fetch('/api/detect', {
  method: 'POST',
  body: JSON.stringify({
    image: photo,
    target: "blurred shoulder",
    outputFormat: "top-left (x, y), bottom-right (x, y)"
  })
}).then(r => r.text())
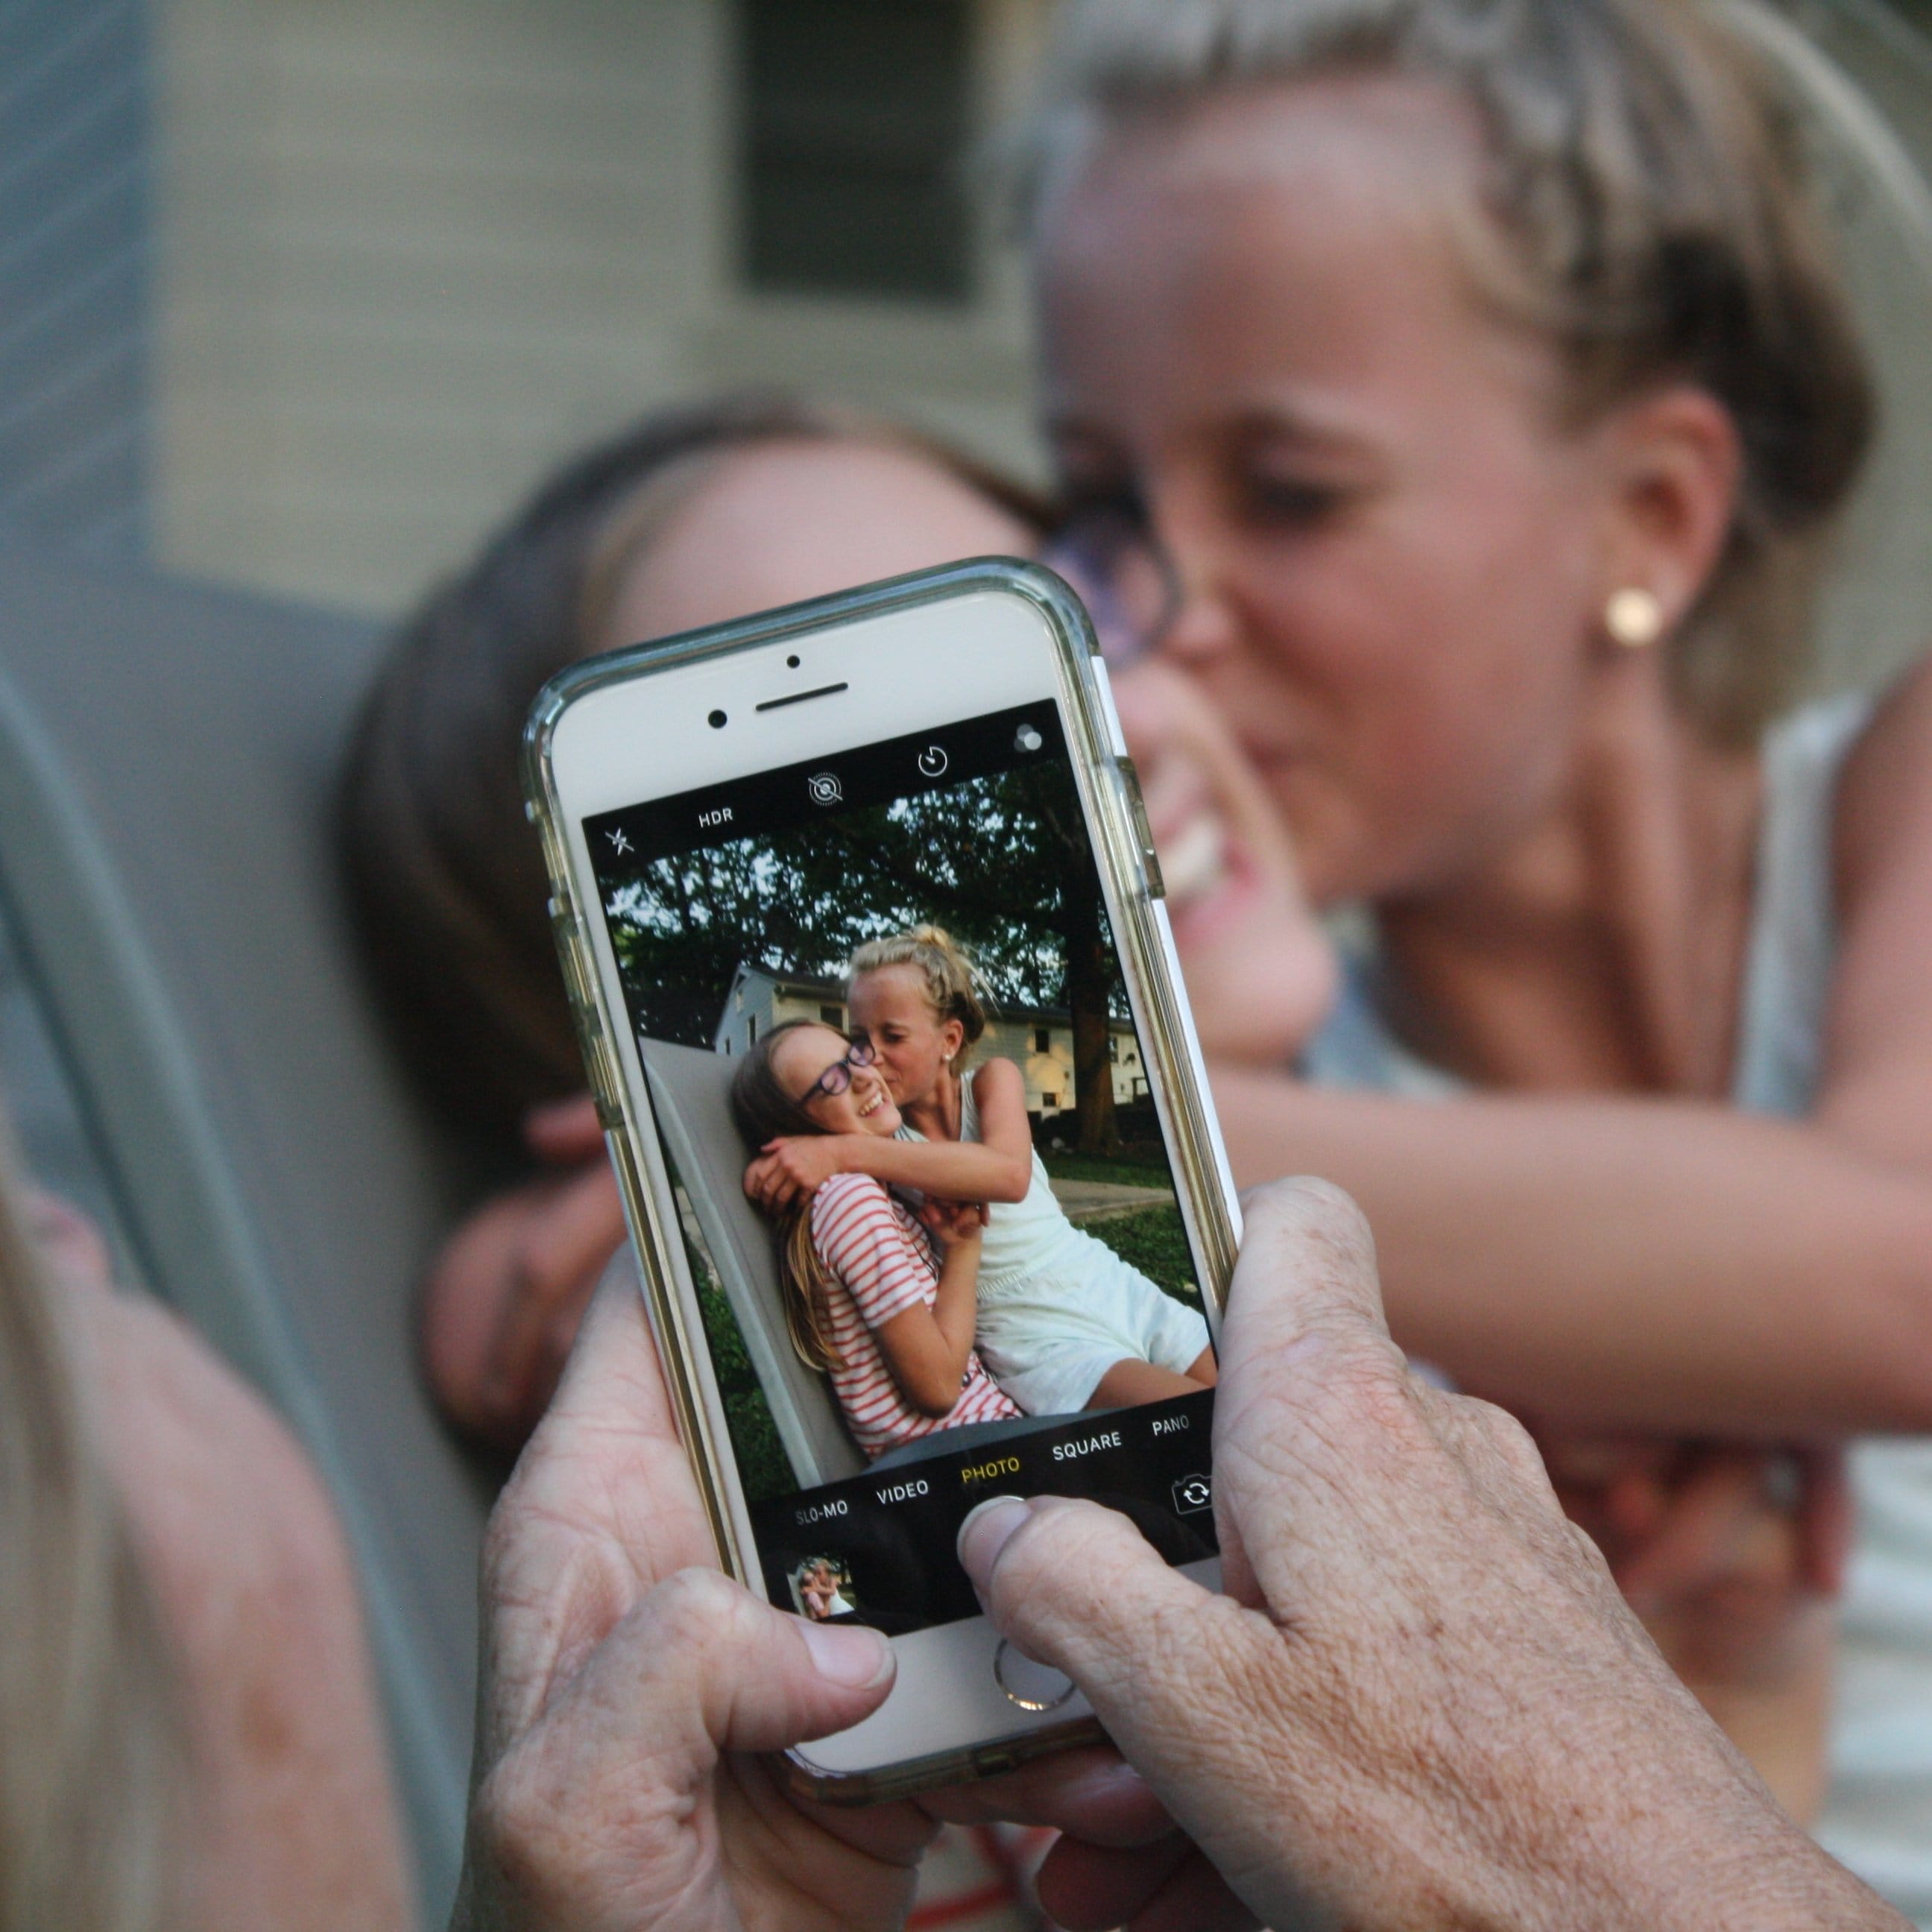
top-left (1835, 654), bottom-right (1932, 903)
top-left (811, 1169), bottom-right (894, 1225)
top-left (970, 1055), bottom-right (1025, 1097)
top-left (65, 1283), bottom-right (412, 1925)
top-left (73, 1286), bottom-right (359, 1637)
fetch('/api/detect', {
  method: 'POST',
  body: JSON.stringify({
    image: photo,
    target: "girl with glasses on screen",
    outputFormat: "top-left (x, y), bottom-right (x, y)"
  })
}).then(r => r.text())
top-left (730, 1020), bottom-right (1020, 1459)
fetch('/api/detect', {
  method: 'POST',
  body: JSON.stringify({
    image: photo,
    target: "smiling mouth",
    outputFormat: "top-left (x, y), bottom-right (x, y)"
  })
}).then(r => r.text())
top-left (1160, 811), bottom-right (1228, 905)
top-left (856, 1088), bottom-right (886, 1120)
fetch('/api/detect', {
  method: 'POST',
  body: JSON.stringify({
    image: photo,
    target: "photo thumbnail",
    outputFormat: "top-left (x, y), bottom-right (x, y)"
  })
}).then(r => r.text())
top-left (789, 1555), bottom-right (858, 1623)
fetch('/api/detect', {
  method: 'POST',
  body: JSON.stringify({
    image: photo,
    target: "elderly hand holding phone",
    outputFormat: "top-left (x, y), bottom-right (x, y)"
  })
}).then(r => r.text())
top-left (453, 1177), bottom-right (1905, 1932)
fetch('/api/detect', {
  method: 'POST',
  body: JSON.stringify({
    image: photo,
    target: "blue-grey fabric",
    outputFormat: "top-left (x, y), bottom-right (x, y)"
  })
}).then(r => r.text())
top-left (0, 534), bottom-right (487, 1923)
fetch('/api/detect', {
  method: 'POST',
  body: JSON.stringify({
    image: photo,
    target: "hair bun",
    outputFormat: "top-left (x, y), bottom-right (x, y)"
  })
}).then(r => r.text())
top-left (847, 927), bottom-right (991, 1047)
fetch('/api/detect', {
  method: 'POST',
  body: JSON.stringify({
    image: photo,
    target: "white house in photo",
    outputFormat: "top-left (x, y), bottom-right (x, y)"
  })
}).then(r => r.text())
top-left (712, 959), bottom-right (1149, 1117)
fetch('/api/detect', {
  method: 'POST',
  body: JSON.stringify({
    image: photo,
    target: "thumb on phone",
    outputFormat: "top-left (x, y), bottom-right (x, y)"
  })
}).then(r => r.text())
top-left (959, 1490), bottom-right (1240, 1717)
top-left (953, 1178), bottom-right (1403, 1788)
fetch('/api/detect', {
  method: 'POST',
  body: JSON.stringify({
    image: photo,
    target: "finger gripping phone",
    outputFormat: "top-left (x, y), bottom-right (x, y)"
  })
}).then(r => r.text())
top-left (525, 559), bottom-right (1239, 1801)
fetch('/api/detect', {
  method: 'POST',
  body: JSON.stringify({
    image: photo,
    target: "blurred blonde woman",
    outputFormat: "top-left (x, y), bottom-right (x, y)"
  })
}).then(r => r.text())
top-left (0, 1130), bottom-right (411, 1931)
top-left (0, 1145), bottom-right (178, 1932)
top-left (1024, 0), bottom-right (1932, 1891)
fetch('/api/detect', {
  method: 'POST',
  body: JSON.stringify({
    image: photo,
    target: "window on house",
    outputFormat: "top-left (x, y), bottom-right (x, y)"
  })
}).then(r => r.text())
top-left (1032, 1026), bottom-right (1050, 1055)
top-left (747, 1014), bottom-right (758, 1044)
top-left (738, 0), bottom-right (973, 303)
top-left (1041, 1091), bottom-right (1059, 1110)
top-left (820, 1003), bottom-right (843, 1026)
top-left (1105, 1035), bottom-right (1119, 1062)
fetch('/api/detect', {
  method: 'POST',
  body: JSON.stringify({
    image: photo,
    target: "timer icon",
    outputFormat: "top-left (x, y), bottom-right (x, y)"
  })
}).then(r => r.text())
top-left (916, 745), bottom-right (949, 778)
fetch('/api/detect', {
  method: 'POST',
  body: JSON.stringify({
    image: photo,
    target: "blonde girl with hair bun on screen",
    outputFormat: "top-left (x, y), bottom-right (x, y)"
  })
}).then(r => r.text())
top-left (743, 926), bottom-right (1215, 1415)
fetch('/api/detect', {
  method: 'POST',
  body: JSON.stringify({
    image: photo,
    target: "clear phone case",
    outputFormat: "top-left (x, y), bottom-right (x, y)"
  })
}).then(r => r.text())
top-left (522, 558), bottom-right (1239, 1802)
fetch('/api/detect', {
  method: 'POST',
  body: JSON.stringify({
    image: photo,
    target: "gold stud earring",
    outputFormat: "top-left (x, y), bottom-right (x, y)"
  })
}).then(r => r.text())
top-left (1606, 587), bottom-right (1665, 650)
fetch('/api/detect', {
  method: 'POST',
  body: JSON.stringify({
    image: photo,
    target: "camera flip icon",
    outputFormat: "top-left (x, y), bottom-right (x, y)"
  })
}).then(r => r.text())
top-left (1171, 1474), bottom-right (1213, 1515)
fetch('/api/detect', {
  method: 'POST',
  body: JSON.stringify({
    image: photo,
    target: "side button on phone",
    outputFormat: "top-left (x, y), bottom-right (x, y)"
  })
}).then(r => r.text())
top-left (993, 1639), bottom-right (1076, 1713)
top-left (575, 1008), bottom-right (625, 1130)
top-left (1115, 757), bottom-right (1167, 900)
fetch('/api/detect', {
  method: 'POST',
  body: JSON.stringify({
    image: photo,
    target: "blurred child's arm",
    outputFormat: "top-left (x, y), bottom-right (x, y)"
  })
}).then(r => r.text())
top-left (423, 1095), bottom-right (625, 1450)
top-left (1538, 1430), bottom-right (1845, 1824)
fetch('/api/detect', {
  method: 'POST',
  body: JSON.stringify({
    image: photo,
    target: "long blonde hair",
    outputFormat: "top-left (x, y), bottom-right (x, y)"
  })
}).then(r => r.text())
top-left (0, 1137), bottom-right (180, 1932)
top-left (1019, 0), bottom-right (1875, 744)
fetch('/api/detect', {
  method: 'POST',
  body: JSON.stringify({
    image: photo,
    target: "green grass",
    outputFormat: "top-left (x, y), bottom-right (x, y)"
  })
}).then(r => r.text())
top-left (1041, 1149), bottom-right (1177, 1192)
top-left (1082, 1205), bottom-right (1201, 1304)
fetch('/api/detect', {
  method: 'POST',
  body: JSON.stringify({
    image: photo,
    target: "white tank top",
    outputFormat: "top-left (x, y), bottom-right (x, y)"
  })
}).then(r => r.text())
top-left (1303, 692), bottom-right (1932, 1925)
top-left (897, 1070), bottom-right (1079, 1287)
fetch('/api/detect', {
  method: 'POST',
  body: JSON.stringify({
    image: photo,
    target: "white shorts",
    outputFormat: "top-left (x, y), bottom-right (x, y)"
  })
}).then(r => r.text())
top-left (970, 1228), bottom-right (1211, 1418)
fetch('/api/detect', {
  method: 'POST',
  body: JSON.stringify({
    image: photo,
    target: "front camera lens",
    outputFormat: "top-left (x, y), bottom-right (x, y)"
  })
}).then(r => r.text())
top-left (708, 709), bottom-right (727, 729)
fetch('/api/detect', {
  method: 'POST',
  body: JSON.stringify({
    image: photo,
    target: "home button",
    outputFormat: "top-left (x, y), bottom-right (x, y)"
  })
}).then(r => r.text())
top-left (994, 1639), bottom-right (1076, 1712)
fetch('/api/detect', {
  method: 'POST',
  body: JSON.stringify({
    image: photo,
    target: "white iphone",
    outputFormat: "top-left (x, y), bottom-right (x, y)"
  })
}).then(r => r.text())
top-left (524, 558), bottom-right (1240, 1802)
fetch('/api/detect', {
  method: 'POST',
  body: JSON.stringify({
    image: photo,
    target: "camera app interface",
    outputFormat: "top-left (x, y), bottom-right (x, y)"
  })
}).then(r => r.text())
top-left (584, 701), bottom-right (1217, 1633)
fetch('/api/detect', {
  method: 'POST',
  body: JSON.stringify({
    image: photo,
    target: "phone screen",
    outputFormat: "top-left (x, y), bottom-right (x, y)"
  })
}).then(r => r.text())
top-left (582, 698), bottom-right (1217, 1636)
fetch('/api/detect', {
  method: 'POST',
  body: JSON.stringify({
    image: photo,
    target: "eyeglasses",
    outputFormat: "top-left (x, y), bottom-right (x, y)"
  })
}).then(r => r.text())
top-left (1041, 501), bottom-right (1184, 669)
top-left (801, 1035), bottom-right (879, 1106)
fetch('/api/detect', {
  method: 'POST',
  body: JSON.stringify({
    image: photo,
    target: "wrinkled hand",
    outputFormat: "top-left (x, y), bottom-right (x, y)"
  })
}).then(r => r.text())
top-left (452, 1251), bottom-right (1184, 1931)
top-left (452, 1259), bottom-right (934, 1932)
top-left (422, 1095), bottom-right (625, 1450)
top-left (956, 1178), bottom-right (1904, 1932)
top-left (1113, 663), bottom-right (1337, 1064)
top-left (745, 1134), bottom-right (858, 1214)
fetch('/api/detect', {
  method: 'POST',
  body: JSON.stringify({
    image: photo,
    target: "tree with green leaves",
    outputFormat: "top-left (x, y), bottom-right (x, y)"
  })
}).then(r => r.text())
top-left (602, 765), bottom-right (1123, 1149)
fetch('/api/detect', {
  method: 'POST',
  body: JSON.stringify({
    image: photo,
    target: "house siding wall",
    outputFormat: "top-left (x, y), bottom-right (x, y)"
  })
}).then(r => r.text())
top-left (153, 0), bottom-right (1048, 616)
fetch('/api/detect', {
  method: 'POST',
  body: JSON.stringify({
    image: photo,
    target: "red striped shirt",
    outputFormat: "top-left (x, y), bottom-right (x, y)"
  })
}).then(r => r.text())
top-left (809, 1173), bottom-right (1019, 1458)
